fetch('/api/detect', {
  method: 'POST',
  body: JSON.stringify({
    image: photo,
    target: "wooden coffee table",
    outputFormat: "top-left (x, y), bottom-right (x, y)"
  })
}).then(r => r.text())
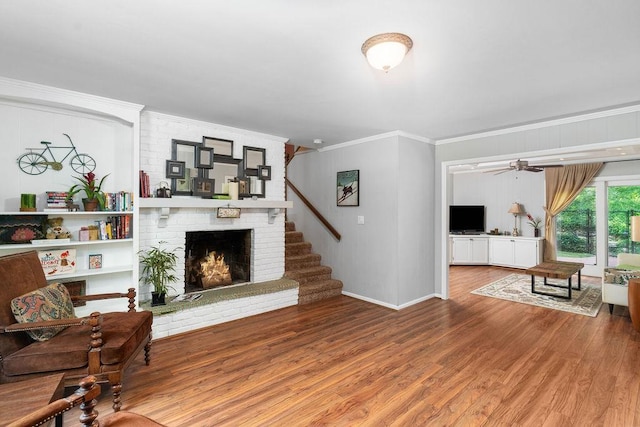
top-left (0, 374), bottom-right (65, 426)
top-left (525, 260), bottom-right (584, 300)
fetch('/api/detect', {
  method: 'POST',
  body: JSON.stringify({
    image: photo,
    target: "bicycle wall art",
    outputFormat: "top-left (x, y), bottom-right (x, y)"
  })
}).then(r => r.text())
top-left (17, 133), bottom-right (96, 175)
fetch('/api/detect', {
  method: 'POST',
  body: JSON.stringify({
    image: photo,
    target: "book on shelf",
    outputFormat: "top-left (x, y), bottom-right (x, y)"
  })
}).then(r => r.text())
top-left (139, 170), bottom-right (151, 198)
top-left (104, 191), bottom-right (134, 211)
top-left (38, 249), bottom-right (76, 276)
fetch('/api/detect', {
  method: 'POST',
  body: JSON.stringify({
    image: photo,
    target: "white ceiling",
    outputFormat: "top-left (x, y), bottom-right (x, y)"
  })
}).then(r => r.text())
top-left (1, 1), bottom-right (640, 148)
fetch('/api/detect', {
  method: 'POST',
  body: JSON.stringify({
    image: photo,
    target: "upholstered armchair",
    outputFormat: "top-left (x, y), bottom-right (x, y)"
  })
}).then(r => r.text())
top-left (7, 375), bottom-right (165, 427)
top-left (0, 250), bottom-right (153, 411)
top-left (602, 253), bottom-right (640, 313)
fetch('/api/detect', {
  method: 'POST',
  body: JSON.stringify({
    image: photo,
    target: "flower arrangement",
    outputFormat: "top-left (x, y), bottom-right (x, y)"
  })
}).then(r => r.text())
top-left (67, 172), bottom-right (109, 209)
top-left (526, 213), bottom-right (542, 229)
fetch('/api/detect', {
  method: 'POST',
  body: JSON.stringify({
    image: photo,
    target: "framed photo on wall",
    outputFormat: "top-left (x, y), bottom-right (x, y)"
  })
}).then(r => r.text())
top-left (337, 170), bottom-right (359, 206)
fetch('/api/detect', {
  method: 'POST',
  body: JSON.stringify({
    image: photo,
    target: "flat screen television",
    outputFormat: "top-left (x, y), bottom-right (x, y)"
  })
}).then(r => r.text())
top-left (449, 205), bottom-right (485, 234)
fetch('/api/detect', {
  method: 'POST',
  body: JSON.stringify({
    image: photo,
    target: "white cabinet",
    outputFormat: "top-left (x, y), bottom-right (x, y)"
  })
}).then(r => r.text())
top-left (488, 236), bottom-right (543, 269)
top-left (450, 236), bottom-right (489, 264)
top-left (450, 235), bottom-right (544, 269)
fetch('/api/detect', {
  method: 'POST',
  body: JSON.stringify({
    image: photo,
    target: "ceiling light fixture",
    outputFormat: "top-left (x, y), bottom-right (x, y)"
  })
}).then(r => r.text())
top-left (361, 32), bottom-right (413, 72)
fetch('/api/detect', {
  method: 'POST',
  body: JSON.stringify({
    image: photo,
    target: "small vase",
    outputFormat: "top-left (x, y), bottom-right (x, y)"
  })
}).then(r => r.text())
top-left (82, 198), bottom-right (99, 212)
top-left (534, 228), bottom-right (540, 237)
top-left (151, 291), bottom-right (166, 306)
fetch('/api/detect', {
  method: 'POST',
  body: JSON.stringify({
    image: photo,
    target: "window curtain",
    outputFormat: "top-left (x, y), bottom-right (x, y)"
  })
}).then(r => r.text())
top-left (544, 163), bottom-right (603, 260)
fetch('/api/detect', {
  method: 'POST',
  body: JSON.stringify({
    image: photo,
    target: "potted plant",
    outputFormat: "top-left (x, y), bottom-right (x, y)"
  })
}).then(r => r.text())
top-left (138, 241), bottom-right (179, 306)
top-left (67, 172), bottom-right (109, 211)
top-left (526, 213), bottom-right (542, 237)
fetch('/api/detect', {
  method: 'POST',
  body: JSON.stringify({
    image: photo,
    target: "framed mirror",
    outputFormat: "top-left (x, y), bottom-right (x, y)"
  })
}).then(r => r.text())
top-left (171, 139), bottom-right (200, 196)
top-left (196, 147), bottom-right (214, 169)
top-left (203, 136), bottom-right (234, 157)
top-left (243, 146), bottom-right (266, 175)
top-left (202, 155), bottom-right (241, 194)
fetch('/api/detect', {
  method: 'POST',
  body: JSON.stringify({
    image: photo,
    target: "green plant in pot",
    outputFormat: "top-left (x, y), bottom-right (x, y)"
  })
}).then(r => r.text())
top-left (67, 172), bottom-right (109, 211)
top-left (139, 241), bottom-right (180, 306)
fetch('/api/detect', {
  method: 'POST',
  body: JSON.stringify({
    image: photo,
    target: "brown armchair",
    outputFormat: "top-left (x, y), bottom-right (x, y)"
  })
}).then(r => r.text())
top-left (7, 375), bottom-right (165, 427)
top-left (0, 251), bottom-right (153, 412)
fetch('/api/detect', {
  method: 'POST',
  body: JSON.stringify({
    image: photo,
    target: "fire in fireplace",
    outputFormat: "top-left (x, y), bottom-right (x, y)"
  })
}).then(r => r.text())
top-left (184, 229), bottom-right (251, 293)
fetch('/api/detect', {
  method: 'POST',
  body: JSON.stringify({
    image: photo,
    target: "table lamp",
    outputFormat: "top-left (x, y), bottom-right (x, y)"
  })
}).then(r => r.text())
top-left (508, 202), bottom-right (524, 236)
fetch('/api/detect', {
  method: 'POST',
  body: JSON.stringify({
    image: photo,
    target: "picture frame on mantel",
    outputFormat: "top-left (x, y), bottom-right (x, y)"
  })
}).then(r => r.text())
top-left (337, 170), bottom-right (359, 206)
top-left (193, 177), bottom-right (215, 198)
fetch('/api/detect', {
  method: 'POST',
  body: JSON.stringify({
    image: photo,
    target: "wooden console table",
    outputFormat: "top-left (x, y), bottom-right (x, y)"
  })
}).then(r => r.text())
top-left (525, 260), bottom-right (584, 300)
top-left (1, 374), bottom-right (65, 426)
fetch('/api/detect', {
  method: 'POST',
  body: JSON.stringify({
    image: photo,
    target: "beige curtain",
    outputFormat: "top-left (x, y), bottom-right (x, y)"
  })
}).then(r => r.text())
top-left (544, 163), bottom-right (603, 260)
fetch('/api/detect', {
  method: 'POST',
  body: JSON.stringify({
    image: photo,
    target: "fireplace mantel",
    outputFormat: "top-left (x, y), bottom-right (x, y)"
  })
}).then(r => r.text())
top-left (138, 198), bottom-right (292, 225)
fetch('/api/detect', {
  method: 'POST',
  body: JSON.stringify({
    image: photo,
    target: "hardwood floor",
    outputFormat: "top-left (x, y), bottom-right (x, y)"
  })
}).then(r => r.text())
top-left (67, 266), bottom-right (640, 426)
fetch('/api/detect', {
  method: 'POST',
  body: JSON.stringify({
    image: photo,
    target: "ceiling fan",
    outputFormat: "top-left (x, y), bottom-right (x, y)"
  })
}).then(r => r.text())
top-left (488, 159), bottom-right (564, 174)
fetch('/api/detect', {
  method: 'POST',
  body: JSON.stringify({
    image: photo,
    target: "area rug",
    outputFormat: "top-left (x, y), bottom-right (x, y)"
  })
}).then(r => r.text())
top-left (471, 274), bottom-right (602, 317)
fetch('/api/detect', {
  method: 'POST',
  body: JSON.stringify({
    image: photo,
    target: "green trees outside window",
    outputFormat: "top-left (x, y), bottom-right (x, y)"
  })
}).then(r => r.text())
top-left (557, 185), bottom-right (640, 265)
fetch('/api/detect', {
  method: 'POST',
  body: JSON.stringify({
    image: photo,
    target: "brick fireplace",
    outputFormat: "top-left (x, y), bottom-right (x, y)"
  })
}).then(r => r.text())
top-left (185, 229), bottom-right (251, 293)
top-left (138, 110), bottom-right (294, 338)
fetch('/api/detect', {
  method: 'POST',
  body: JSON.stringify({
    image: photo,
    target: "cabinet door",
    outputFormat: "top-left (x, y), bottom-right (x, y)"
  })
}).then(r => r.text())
top-left (470, 238), bottom-right (489, 263)
top-left (450, 238), bottom-right (472, 264)
top-left (489, 238), bottom-right (514, 266)
top-left (513, 240), bottom-right (539, 268)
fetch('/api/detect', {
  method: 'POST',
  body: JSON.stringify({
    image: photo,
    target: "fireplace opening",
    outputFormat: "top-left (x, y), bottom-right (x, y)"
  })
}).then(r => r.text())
top-left (184, 230), bottom-right (251, 293)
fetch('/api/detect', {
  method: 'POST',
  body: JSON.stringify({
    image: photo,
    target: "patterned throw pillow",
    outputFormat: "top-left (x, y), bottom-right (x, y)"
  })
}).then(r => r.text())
top-left (11, 282), bottom-right (76, 341)
top-left (0, 215), bottom-right (47, 243)
top-left (604, 268), bottom-right (640, 286)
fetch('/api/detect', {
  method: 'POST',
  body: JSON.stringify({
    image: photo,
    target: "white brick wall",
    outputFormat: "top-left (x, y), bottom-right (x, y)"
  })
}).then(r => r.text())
top-left (140, 111), bottom-right (291, 336)
top-left (151, 288), bottom-right (299, 339)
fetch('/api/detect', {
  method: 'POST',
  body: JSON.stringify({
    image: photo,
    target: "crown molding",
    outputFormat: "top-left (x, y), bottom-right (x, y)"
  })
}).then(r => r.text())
top-left (0, 76), bottom-right (143, 124)
top-left (318, 130), bottom-right (433, 152)
top-left (436, 104), bottom-right (640, 145)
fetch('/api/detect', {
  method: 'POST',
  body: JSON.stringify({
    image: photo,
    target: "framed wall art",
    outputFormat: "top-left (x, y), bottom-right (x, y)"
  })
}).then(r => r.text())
top-left (337, 169), bottom-right (359, 206)
top-left (89, 254), bottom-right (102, 269)
top-left (258, 165), bottom-right (271, 180)
top-left (166, 160), bottom-right (185, 179)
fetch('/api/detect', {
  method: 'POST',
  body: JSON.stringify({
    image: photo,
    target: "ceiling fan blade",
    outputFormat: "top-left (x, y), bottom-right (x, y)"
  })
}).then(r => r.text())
top-left (530, 164), bottom-right (563, 168)
top-left (523, 166), bottom-right (543, 172)
top-left (481, 167), bottom-right (509, 174)
top-left (492, 168), bottom-right (513, 175)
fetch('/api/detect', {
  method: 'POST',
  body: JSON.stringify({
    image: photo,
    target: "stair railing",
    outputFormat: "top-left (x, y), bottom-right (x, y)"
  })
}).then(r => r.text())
top-left (285, 177), bottom-right (341, 241)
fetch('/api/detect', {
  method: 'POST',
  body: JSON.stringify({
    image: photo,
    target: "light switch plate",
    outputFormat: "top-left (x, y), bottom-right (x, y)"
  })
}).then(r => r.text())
top-left (357, 216), bottom-right (365, 225)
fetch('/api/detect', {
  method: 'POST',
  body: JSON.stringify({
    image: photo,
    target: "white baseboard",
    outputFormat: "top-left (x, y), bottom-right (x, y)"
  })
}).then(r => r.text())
top-left (342, 291), bottom-right (440, 310)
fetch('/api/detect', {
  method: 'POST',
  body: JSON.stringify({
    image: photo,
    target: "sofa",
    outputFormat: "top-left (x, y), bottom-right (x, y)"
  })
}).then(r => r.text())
top-left (602, 253), bottom-right (640, 313)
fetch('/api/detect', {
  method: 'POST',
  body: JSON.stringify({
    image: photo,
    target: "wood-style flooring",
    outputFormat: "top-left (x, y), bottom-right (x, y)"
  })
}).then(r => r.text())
top-left (66, 266), bottom-right (640, 426)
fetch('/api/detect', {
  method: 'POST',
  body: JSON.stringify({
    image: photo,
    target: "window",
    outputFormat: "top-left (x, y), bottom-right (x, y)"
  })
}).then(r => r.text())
top-left (556, 187), bottom-right (596, 265)
top-left (607, 185), bottom-right (640, 266)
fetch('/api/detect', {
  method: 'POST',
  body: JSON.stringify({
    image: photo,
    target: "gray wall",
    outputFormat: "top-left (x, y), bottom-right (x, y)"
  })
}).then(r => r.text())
top-left (287, 134), bottom-right (435, 307)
